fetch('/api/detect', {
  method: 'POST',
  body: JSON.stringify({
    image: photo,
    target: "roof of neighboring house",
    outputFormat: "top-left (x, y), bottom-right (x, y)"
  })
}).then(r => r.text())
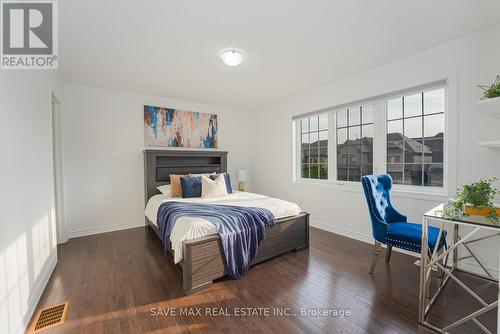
top-left (301, 132), bottom-right (443, 155)
top-left (386, 132), bottom-right (444, 154)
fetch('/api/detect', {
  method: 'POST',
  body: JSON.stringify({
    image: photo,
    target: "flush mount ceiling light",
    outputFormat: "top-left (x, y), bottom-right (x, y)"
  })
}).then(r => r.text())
top-left (219, 48), bottom-right (245, 67)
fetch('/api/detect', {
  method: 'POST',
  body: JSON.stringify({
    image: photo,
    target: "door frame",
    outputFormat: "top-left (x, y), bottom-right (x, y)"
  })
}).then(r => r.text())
top-left (50, 88), bottom-right (68, 244)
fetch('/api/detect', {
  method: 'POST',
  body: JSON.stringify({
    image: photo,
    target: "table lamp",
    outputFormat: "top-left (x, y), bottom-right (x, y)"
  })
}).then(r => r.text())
top-left (237, 169), bottom-right (247, 191)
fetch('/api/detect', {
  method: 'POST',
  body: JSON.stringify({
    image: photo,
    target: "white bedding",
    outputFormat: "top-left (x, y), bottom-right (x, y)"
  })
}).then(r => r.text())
top-left (144, 191), bottom-right (302, 263)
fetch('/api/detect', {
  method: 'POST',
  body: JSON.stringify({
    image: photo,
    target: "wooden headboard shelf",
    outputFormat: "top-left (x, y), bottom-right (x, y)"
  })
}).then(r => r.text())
top-left (144, 150), bottom-right (228, 203)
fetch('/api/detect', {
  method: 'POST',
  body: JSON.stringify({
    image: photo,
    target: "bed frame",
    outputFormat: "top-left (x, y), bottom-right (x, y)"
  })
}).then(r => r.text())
top-left (144, 149), bottom-right (309, 294)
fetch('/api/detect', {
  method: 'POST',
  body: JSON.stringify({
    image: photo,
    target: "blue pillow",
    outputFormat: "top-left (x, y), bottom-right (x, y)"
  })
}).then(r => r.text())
top-left (210, 174), bottom-right (232, 194)
top-left (180, 176), bottom-right (202, 198)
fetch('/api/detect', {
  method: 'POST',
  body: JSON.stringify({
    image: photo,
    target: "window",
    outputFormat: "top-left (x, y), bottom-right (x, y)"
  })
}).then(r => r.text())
top-left (300, 114), bottom-right (328, 179)
top-left (294, 82), bottom-right (446, 190)
top-left (386, 88), bottom-right (444, 187)
top-left (336, 105), bottom-right (373, 181)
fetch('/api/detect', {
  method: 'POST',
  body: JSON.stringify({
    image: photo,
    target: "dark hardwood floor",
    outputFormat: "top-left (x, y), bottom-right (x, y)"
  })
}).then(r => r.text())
top-left (29, 227), bottom-right (497, 334)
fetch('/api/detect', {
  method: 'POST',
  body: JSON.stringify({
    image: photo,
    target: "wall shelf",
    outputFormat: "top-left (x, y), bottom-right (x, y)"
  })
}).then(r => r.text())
top-left (478, 96), bottom-right (500, 118)
top-left (478, 140), bottom-right (500, 149)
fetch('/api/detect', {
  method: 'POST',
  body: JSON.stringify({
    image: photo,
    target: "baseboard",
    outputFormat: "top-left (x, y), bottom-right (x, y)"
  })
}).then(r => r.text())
top-left (67, 222), bottom-right (143, 239)
top-left (21, 250), bottom-right (58, 333)
top-left (310, 222), bottom-right (420, 258)
top-left (310, 220), bottom-right (499, 278)
top-left (457, 259), bottom-right (499, 278)
top-left (310, 220), bottom-right (415, 257)
top-left (310, 220), bottom-right (374, 245)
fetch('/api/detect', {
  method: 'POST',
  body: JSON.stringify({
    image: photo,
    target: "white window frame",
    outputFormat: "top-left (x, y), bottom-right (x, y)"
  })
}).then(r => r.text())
top-left (382, 85), bottom-right (448, 194)
top-left (294, 112), bottom-right (330, 182)
top-left (331, 103), bottom-right (377, 185)
top-left (293, 78), bottom-right (455, 198)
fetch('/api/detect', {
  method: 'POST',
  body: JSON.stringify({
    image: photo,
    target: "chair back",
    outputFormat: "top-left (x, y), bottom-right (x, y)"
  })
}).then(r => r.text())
top-left (361, 174), bottom-right (395, 242)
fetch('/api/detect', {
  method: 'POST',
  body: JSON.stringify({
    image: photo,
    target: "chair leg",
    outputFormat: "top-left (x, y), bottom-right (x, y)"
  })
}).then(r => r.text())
top-left (369, 241), bottom-right (383, 275)
top-left (385, 245), bottom-right (392, 263)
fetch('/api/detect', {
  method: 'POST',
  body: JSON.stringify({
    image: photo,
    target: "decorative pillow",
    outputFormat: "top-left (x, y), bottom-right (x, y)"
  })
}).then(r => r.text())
top-left (210, 174), bottom-right (232, 194)
top-left (169, 174), bottom-right (186, 198)
top-left (201, 174), bottom-right (228, 198)
top-left (180, 176), bottom-right (202, 198)
top-left (157, 184), bottom-right (172, 196)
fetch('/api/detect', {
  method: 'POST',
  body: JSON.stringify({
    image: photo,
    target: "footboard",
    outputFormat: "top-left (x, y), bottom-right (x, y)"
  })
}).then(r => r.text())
top-left (182, 212), bottom-right (309, 294)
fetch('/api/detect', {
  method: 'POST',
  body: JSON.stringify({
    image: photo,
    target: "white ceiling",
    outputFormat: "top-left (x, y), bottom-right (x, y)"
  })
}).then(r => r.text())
top-left (61, 0), bottom-right (500, 110)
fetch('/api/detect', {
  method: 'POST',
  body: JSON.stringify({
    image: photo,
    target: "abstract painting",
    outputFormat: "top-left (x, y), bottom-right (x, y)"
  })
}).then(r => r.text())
top-left (144, 105), bottom-right (218, 148)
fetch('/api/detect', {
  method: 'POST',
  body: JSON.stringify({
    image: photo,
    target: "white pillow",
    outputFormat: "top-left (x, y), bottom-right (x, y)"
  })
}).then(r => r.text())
top-left (201, 174), bottom-right (228, 198)
top-left (157, 184), bottom-right (172, 196)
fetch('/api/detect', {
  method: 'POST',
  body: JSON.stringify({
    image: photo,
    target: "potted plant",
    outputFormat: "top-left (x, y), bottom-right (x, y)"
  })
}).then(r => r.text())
top-left (454, 177), bottom-right (500, 219)
top-left (478, 75), bottom-right (500, 99)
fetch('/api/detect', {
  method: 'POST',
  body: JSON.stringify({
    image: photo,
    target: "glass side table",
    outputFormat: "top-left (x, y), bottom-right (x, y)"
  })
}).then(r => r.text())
top-left (419, 202), bottom-right (499, 334)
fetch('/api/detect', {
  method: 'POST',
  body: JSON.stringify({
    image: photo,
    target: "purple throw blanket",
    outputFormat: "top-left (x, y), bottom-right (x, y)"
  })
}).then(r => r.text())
top-left (157, 201), bottom-right (277, 279)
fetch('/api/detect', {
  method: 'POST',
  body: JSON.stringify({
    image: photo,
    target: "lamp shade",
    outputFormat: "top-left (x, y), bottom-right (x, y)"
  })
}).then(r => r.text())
top-left (237, 169), bottom-right (248, 182)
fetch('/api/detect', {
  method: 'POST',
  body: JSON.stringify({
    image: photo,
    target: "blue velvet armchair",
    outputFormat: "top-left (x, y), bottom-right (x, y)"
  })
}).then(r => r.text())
top-left (361, 174), bottom-right (447, 274)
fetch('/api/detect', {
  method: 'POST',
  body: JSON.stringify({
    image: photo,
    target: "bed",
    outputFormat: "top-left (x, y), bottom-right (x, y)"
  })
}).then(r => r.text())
top-left (144, 149), bottom-right (309, 294)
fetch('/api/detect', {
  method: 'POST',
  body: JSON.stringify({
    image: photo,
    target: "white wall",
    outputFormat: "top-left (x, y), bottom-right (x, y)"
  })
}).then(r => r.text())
top-left (62, 83), bottom-right (252, 238)
top-left (250, 24), bottom-right (500, 276)
top-left (0, 71), bottom-right (62, 333)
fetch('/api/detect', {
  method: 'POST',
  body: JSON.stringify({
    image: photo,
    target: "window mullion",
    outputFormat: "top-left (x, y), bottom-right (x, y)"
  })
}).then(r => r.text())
top-left (295, 121), bottom-right (298, 180)
top-left (328, 110), bottom-right (336, 182)
top-left (421, 92), bottom-right (425, 187)
top-left (402, 96), bottom-right (405, 184)
top-left (373, 101), bottom-right (386, 175)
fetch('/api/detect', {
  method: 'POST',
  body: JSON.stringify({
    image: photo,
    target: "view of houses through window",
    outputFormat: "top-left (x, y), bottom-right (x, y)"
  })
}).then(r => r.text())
top-left (300, 114), bottom-right (328, 179)
top-left (336, 105), bottom-right (373, 181)
top-left (386, 89), bottom-right (444, 187)
top-left (296, 85), bottom-right (445, 189)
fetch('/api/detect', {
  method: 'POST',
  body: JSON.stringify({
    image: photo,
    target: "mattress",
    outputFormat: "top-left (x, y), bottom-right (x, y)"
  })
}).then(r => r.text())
top-left (144, 191), bottom-right (302, 263)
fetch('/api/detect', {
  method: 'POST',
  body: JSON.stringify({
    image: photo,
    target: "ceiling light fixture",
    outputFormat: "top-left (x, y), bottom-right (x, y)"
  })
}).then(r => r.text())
top-left (219, 48), bottom-right (245, 67)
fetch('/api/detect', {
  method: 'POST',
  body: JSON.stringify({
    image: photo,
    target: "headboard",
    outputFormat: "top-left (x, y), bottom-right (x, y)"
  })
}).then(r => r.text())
top-left (144, 150), bottom-right (228, 203)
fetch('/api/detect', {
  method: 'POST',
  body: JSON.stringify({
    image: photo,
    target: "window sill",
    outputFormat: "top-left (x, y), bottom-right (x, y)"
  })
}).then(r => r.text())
top-left (292, 179), bottom-right (449, 201)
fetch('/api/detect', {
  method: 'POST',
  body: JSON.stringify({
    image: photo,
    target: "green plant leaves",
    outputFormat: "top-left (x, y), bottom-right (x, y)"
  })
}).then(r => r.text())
top-left (455, 177), bottom-right (499, 222)
top-left (479, 75), bottom-right (500, 99)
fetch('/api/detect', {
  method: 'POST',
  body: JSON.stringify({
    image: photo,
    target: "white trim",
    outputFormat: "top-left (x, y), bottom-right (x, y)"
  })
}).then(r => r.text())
top-left (311, 220), bottom-right (499, 277)
top-left (292, 76), bottom-right (456, 196)
top-left (373, 101), bottom-right (387, 175)
top-left (310, 220), bottom-right (417, 257)
top-left (49, 87), bottom-right (68, 244)
top-left (310, 220), bottom-right (373, 244)
top-left (21, 250), bottom-right (58, 333)
top-left (478, 140), bottom-right (500, 149)
top-left (458, 261), bottom-right (499, 279)
top-left (291, 120), bottom-right (298, 181)
top-left (444, 68), bottom-right (459, 195)
top-left (295, 178), bottom-right (331, 185)
top-left (291, 79), bottom-right (447, 120)
top-left (328, 109), bottom-right (336, 181)
top-left (67, 222), bottom-right (144, 239)
top-left (369, 84), bottom-right (448, 190)
top-left (293, 179), bottom-right (448, 201)
top-left (294, 112), bottom-right (330, 181)
top-left (391, 189), bottom-right (448, 202)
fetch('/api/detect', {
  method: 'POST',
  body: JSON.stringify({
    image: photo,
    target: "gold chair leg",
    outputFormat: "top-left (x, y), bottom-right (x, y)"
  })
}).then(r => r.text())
top-left (369, 241), bottom-right (383, 274)
top-left (385, 245), bottom-right (392, 263)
